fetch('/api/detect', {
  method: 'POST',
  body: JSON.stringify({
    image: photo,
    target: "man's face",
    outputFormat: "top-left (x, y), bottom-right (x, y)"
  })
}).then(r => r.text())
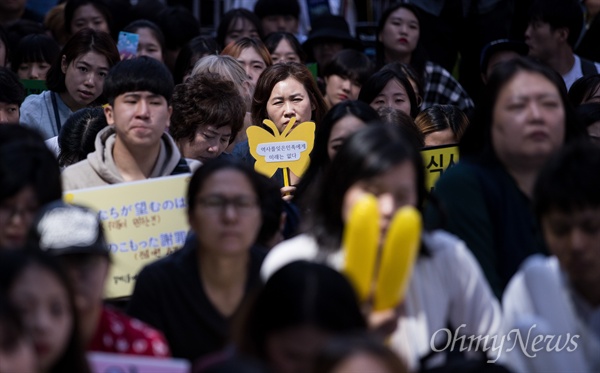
top-left (542, 207), bottom-right (600, 296)
top-left (0, 102), bottom-right (19, 123)
top-left (105, 91), bottom-right (172, 151)
top-left (261, 15), bottom-right (298, 35)
top-left (525, 20), bottom-right (562, 63)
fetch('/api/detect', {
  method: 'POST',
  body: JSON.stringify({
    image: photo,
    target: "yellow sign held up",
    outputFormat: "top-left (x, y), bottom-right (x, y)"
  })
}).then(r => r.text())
top-left (64, 175), bottom-right (191, 299)
top-left (421, 144), bottom-right (459, 192)
top-left (247, 117), bottom-right (315, 186)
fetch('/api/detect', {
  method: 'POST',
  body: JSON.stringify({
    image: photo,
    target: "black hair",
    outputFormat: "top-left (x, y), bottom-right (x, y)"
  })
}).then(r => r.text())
top-left (5, 20), bottom-right (47, 54)
top-left (263, 32), bottom-right (306, 63)
top-left (314, 333), bottom-right (408, 373)
top-left (64, 0), bottom-right (113, 35)
top-left (568, 74), bottom-right (600, 106)
top-left (307, 124), bottom-right (427, 251)
top-left (57, 107), bottom-right (107, 167)
top-left (0, 250), bottom-right (91, 373)
top-left (255, 175), bottom-right (284, 249)
top-left (528, 0), bottom-right (583, 48)
top-left (10, 34), bottom-right (60, 74)
top-left (103, 56), bottom-right (174, 105)
top-left (377, 106), bottom-right (425, 148)
top-left (156, 6), bottom-right (200, 51)
top-left (237, 261), bottom-right (366, 360)
top-left (358, 69), bottom-right (419, 118)
top-left (123, 19), bottom-right (166, 57)
top-left (460, 56), bottom-right (586, 159)
top-left (533, 140), bottom-right (600, 218)
top-left (0, 295), bottom-right (30, 359)
top-left (381, 62), bottom-right (424, 106)
top-left (323, 49), bottom-right (374, 87)
top-left (0, 26), bottom-right (8, 67)
top-left (295, 101), bottom-right (380, 208)
top-left (0, 125), bottom-right (62, 208)
top-left (415, 104), bottom-right (469, 143)
top-left (186, 158), bottom-right (274, 231)
top-left (0, 67), bottom-right (25, 105)
top-left (254, 0), bottom-right (300, 20)
top-left (376, 3), bottom-right (428, 77)
top-left (216, 8), bottom-right (263, 49)
top-left (173, 36), bottom-right (220, 84)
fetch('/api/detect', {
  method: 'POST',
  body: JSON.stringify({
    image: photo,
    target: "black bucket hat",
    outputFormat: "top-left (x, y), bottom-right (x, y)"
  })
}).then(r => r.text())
top-left (303, 15), bottom-right (363, 53)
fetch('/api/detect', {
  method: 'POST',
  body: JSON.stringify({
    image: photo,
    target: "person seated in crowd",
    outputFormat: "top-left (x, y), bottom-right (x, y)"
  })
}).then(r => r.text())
top-left (264, 32), bottom-right (306, 65)
top-left (0, 125), bottom-right (61, 250)
top-left (525, 0), bottom-right (600, 90)
top-left (64, 0), bottom-right (112, 38)
top-left (123, 19), bottom-right (166, 63)
top-left (427, 57), bottom-right (586, 298)
top-left (216, 8), bottom-right (262, 50)
top-left (61, 56), bottom-right (201, 190)
top-left (501, 141), bottom-right (600, 372)
top-left (358, 68), bottom-right (420, 119)
top-left (173, 36), bottom-right (220, 84)
top-left (128, 159), bottom-right (272, 361)
top-left (56, 107), bottom-right (107, 167)
top-left (221, 37), bottom-right (272, 87)
top-left (170, 72), bottom-right (245, 163)
top-left (29, 201), bottom-right (171, 357)
top-left (10, 33), bottom-right (60, 81)
top-left (479, 39), bottom-right (528, 84)
top-left (0, 67), bottom-right (25, 124)
top-left (415, 104), bottom-right (469, 147)
top-left (322, 50), bottom-right (374, 108)
top-left (254, 0), bottom-right (302, 40)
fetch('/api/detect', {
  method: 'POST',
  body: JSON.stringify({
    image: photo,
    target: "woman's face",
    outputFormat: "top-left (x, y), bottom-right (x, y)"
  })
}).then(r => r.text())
top-left (0, 185), bottom-right (38, 249)
top-left (9, 264), bottom-right (73, 373)
top-left (61, 51), bottom-right (110, 110)
top-left (237, 46), bottom-right (267, 85)
top-left (17, 61), bottom-right (52, 80)
top-left (135, 27), bottom-right (163, 62)
top-left (266, 325), bottom-right (329, 373)
top-left (492, 70), bottom-right (565, 166)
top-left (225, 17), bottom-right (260, 47)
top-left (271, 38), bottom-right (301, 64)
top-left (179, 124), bottom-right (233, 163)
top-left (370, 78), bottom-right (412, 116)
top-left (189, 169), bottom-right (262, 255)
top-left (325, 74), bottom-right (361, 107)
top-left (379, 7), bottom-right (420, 58)
top-left (70, 4), bottom-right (109, 35)
top-left (267, 77), bottom-right (315, 132)
top-left (327, 114), bottom-right (367, 160)
top-left (342, 160), bottom-right (418, 244)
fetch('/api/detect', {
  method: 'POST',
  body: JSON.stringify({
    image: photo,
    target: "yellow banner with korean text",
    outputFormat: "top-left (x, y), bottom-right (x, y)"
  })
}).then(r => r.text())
top-left (63, 174), bottom-right (191, 299)
top-left (421, 144), bottom-right (459, 192)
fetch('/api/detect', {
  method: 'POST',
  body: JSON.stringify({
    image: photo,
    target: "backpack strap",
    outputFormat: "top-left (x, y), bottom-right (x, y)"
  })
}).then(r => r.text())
top-left (580, 57), bottom-right (598, 76)
top-left (170, 157), bottom-right (191, 175)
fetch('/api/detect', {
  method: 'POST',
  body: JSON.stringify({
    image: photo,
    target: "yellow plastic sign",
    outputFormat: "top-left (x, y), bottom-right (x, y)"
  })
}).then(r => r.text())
top-left (64, 174), bottom-right (191, 299)
top-left (421, 144), bottom-right (459, 192)
top-left (342, 194), bottom-right (422, 311)
top-left (247, 117), bottom-right (315, 186)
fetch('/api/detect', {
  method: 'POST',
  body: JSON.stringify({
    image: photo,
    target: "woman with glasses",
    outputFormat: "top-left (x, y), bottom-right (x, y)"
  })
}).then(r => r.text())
top-left (128, 159), bottom-right (277, 362)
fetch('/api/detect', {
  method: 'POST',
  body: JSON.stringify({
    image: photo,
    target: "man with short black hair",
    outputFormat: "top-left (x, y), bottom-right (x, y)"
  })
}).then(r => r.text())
top-left (62, 57), bottom-right (200, 190)
top-left (525, 0), bottom-right (600, 89)
top-left (0, 67), bottom-right (26, 124)
top-left (254, 0), bottom-right (301, 39)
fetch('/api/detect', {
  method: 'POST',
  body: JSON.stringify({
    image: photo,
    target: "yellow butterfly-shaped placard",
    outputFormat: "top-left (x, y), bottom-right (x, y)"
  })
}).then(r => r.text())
top-left (247, 117), bottom-right (316, 179)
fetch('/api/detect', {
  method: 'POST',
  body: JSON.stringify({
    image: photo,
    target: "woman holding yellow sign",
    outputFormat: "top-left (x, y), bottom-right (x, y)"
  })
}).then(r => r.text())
top-left (261, 125), bottom-right (501, 371)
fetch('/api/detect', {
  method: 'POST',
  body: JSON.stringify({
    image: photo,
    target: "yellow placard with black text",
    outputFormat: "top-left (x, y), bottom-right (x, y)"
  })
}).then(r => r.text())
top-left (63, 174), bottom-right (191, 299)
top-left (421, 144), bottom-right (459, 192)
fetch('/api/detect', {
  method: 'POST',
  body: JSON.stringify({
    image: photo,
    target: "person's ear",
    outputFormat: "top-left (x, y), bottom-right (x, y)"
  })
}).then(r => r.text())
top-left (555, 27), bottom-right (569, 43)
top-left (61, 55), bottom-right (68, 74)
top-left (104, 104), bottom-right (114, 126)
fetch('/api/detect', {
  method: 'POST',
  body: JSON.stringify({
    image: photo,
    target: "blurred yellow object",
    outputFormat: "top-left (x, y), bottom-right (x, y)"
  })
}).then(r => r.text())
top-left (342, 194), bottom-right (380, 303)
top-left (374, 206), bottom-right (422, 311)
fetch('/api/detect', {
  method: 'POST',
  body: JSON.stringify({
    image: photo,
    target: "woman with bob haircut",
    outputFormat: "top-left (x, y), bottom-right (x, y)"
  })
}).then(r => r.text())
top-left (358, 68), bottom-right (420, 118)
top-left (10, 34), bottom-right (60, 81)
top-left (128, 159), bottom-right (271, 361)
top-left (19, 29), bottom-right (119, 140)
top-left (264, 31), bottom-right (306, 64)
top-left (428, 57), bottom-right (588, 299)
top-left (216, 8), bottom-right (263, 50)
top-left (415, 104), bottom-right (469, 147)
top-left (261, 124), bottom-right (501, 371)
top-left (221, 37), bottom-right (272, 86)
top-left (323, 49), bottom-right (375, 108)
top-left (237, 261), bottom-right (367, 373)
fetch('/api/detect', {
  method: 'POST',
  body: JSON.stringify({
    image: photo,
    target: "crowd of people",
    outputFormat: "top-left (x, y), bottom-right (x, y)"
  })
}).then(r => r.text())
top-left (1, 0), bottom-right (600, 372)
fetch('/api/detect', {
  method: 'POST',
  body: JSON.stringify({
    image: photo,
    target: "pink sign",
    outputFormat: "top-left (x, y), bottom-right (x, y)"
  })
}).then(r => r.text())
top-left (88, 352), bottom-right (190, 373)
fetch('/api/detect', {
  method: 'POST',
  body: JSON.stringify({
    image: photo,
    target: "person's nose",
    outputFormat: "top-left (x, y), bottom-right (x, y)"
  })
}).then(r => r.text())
top-left (569, 228), bottom-right (587, 253)
top-left (529, 102), bottom-right (544, 122)
top-left (136, 100), bottom-right (150, 117)
top-left (283, 101), bottom-right (296, 118)
top-left (341, 79), bottom-right (351, 92)
top-left (0, 111), bottom-right (9, 123)
top-left (524, 25), bottom-right (532, 40)
top-left (29, 66), bottom-right (40, 80)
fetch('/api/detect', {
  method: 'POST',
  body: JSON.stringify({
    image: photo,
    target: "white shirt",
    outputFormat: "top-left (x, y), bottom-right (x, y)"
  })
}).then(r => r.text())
top-left (563, 54), bottom-right (600, 91)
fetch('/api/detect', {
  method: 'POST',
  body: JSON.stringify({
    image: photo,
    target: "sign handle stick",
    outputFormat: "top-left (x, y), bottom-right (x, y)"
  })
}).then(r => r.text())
top-left (283, 167), bottom-right (291, 188)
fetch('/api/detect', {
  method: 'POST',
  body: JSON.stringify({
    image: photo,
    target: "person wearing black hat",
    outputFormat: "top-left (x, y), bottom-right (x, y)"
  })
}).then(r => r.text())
top-left (302, 14), bottom-right (363, 77)
top-left (30, 201), bottom-right (171, 357)
top-left (480, 39), bottom-right (528, 83)
top-left (254, 0), bottom-right (301, 39)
